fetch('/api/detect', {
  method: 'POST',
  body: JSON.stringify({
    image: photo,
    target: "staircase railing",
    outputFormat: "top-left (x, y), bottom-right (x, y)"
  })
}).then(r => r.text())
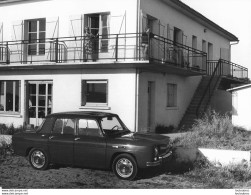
top-left (196, 59), bottom-right (222, 117)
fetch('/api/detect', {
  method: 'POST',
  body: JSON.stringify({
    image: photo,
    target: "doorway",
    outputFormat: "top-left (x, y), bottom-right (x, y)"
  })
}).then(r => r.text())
top-left (26, 81), bottom-right (53, 127)
top-left (147, 81), bottom-right (155, 132)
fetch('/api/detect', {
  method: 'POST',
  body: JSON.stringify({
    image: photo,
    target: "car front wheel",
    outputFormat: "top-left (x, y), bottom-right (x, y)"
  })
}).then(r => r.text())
top-left (28, 148), bottom-right (49, 170)
top-left (112, 154), bottom-right (138, 180)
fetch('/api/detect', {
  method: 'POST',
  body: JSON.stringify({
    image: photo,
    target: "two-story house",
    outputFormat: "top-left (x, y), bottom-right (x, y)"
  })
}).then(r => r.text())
top-left (0, 0), bottom-right (248, 131)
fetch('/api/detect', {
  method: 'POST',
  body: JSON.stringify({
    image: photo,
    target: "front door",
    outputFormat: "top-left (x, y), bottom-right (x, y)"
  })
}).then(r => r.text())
top-left (74, 118), bottom-right (106, 169)
top-left (147, 81), bottom-right (155, 132)
top-left (27, 81), bottom-right (52, 127)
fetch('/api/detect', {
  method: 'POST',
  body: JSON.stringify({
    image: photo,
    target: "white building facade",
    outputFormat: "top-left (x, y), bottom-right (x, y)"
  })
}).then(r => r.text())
top-left (0, 0), bottom-right (248, 131)
top-left (228, 84), bottom-right (251, 130)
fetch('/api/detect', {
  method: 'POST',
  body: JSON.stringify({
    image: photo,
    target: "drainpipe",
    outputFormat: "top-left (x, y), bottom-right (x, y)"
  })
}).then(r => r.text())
top-left (230, 40), bottom-right (239, 61)
top-left (134, 68), bottom-right (139, 132)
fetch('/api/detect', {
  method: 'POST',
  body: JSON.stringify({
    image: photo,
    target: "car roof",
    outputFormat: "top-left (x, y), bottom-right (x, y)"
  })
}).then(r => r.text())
top-left (46, 111), bottom-right (117, 118)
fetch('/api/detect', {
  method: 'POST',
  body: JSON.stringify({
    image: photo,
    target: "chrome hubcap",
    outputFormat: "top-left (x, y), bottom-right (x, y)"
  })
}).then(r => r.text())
top-left (116, 158), bottom-right (133, 178)
top-left (31, 150), bottom-right (45, 169)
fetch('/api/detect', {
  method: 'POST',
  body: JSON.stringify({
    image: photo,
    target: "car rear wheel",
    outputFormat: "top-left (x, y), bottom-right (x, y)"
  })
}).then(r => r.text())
top-left (29, 148), bottom-right (49, 170)
top-left (112, 154), bottom-right (138, 180)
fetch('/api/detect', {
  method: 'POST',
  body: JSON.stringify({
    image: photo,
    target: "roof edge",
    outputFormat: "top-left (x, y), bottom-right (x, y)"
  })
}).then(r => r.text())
top-left (164, 0), bottom-right (239, 42)
top-left (227, 84), bottom-right (251, 92)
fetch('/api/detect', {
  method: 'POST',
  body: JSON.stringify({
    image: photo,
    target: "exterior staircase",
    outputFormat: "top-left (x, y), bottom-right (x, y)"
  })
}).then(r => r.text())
top-left (179, 75), bottom-right (221, 130)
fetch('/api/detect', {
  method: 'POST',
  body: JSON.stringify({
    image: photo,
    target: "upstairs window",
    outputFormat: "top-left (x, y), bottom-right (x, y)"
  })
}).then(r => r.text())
top-left (81, 80), bottom-right (108, 106)
top-left (26, 18), bottom-right (46, 55)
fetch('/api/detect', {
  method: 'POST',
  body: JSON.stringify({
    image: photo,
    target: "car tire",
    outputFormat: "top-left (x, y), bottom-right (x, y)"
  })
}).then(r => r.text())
top-left (28, 148), bottom-right (49, 170)
top-left (112, 154), bottom-right (138, 180)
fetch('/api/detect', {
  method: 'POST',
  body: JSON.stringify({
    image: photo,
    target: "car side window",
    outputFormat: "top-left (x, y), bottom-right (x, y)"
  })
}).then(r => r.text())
top-left (78, 119), bottom-right (102, 137)
top-left (38, 117), bottom-right (54, 134)
top-left (52, 118), bottom-right (75, 135)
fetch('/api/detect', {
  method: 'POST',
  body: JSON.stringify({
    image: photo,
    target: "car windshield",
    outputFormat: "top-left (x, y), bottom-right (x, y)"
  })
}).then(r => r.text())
top-left (100, 116), bottom-right (130, 136)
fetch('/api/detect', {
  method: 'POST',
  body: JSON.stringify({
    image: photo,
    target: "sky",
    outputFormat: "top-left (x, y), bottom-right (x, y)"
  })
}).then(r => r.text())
top-left (181, 0), bottom-right (251, 78)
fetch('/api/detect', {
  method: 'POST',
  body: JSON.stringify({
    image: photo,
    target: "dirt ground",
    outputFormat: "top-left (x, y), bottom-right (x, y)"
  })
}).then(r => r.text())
top-left (0, 154), bottom-right (210, 189)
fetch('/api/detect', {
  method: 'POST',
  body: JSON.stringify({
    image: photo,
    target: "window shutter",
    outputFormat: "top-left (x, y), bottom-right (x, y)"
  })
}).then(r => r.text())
top-left (110, 13), bottom-right (125, 34)
top-left (69, 15), bottom-right (83, 37)
top-left (46, 17), bottom-right (59, 39)
top-left (12, 20), bottom-right (24, 41)
top-left (0, 22), bottom-right (3, 42)
top-left (81, 80), bottom-right (87, 106)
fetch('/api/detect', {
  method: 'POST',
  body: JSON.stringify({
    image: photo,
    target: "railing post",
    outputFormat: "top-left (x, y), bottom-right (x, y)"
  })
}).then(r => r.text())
top-left (115, 34), bottom-right (119, 61)
top-left (55, 38), bottom-right (59, 63)
top-left (6, 41), bottom-right (9, 64)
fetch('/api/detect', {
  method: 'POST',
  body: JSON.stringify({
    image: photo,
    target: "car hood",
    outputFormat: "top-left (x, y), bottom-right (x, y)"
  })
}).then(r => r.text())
top-left (121, 132), bottom-right (170, 143)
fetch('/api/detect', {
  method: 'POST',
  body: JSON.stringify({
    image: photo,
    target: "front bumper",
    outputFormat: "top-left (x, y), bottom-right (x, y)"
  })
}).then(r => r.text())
top-left (146, 151), bottom-right (172, 167)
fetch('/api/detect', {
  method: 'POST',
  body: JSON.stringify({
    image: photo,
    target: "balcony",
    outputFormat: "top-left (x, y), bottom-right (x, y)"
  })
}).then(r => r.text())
top-left (0, 33), bottom-right (248, 80)
top-left (207, 60), bottom-right (249, 83)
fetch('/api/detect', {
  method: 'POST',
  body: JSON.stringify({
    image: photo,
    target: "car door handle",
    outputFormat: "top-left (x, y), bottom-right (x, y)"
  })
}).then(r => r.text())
top-left (49, 136), bottom-right (54, 140)
top-left (74, 138), bottom-right (80, 141)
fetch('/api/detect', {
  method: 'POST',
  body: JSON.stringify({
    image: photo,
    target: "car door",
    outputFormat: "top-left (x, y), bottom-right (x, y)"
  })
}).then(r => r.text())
top-left (74, 118), bottom-right (107, 169)
top-left (48, 117), bottom-right (75, 165)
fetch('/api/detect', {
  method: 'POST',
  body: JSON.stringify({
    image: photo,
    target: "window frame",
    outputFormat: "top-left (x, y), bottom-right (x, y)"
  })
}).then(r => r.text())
top-left (166, 83), bottom-right (177, 108)
top-left (85, 12), bottom-right (110, 53)
top-left (81, 80), bottom-right (108, 107)
top-left (0, 80), bottom-right (21, 113)
top-left (26, 18), bottom-right (46, 56)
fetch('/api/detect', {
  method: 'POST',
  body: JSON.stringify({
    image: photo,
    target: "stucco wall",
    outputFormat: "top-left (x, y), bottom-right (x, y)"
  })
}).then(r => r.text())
top-left (138, 72), bottom-right (201, 131)
top-left (0, 68), bottom-right (137, 130)
top-left (232, 87), bottom-right (251, 130)
top-left (140, 0), bottom-right (231, 62)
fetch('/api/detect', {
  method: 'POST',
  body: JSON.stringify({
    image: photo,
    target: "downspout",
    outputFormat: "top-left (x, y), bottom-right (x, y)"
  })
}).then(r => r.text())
top-left (136, 0), bottom-right (141, 59)
top-left (134, 0), bottom-right (141, 132)
top-left (134, 68), bottom-right (139, 132)
top-left (230, 40), bottom-right (239, 61)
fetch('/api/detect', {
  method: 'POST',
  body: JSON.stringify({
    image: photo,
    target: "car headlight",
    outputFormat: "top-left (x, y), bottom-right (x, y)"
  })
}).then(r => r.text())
top-left (154, 146), bottom-right (159, 161)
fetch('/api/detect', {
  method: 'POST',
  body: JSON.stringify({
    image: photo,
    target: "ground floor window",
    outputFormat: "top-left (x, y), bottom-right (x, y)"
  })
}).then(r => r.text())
top-left (81, 80), bottom-right (108, 106)
top-left (0, 81), bottom-right (20, 113)
top-left (167, 83), bottom-right (177, 107)
top-left (28, 81), bottom-right (52, 119)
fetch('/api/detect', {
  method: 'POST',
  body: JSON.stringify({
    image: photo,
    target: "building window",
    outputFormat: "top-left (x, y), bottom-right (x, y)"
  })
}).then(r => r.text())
top-left (26, 18), bottom-right (46, 55)
top-left (81, 80), bottom-right (108, 106)
top-left (167, 83), bottom-right (177, 107)
top-left (85, 13), bottom-right (110, 53)
top-left (0, 81), bottom-right (20, 112)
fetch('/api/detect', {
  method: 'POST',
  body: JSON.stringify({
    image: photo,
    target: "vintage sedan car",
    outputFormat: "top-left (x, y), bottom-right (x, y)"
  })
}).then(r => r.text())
top-left (12, 111), bottom-right (172, 180)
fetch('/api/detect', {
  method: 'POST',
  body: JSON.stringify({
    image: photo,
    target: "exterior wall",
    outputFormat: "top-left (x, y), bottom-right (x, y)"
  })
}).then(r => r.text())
top-left (231, 87), bottom-right (251, 130)
top-left (0, 0), bottom-right (138, 40)
top-left (140, 0), bottom-right (231, 63)
top-left (138, 72), bottom-right (201, 131)
top-left (0, 68), bottom-right (137, 130)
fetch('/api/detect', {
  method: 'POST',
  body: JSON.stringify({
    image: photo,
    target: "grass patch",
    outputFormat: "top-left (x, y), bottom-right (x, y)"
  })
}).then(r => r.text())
top-left (173, 110), bottom-right (251, 150)
top-left (185, 162), bottom-right (251, 188)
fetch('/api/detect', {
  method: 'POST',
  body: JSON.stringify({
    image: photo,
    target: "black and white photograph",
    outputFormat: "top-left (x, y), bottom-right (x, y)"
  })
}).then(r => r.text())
top-left (0, 0), bottom-right (251, 193)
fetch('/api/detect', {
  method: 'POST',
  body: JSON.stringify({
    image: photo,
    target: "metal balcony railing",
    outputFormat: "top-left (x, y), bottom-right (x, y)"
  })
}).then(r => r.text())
top-left (0, 33), bottom-right (206, 70)
top-left (207, 59), bottom-right (248, 80)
